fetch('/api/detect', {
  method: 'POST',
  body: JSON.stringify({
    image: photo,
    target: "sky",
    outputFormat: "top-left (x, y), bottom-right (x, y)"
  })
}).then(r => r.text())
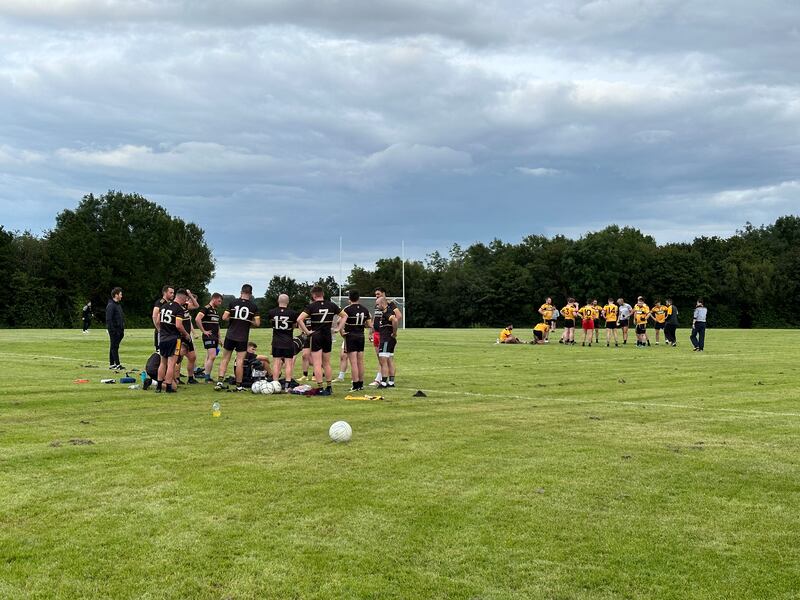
top-left (1, 0), bottom-right (799, 294)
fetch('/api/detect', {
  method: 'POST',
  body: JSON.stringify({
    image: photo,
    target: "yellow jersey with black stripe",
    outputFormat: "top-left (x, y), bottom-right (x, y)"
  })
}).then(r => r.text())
top-left (590, 305), bottom-right (601, 319)
top-left (578, 305), bottom-right (594, 321)
top-left (561, 305), bottom-right (576, 320)
top-left (499, 328), bottom-right (513, 342)
top-left (603, 303), bottom-right (618, 321)
top-left (533, 322), bottom-right (549, 333)
top-left (633, 304), bottom-right (650, 325)
top-left (539, 303), bottom-right (554, 321)
top-left (651, 306), bottom-right (668, 323)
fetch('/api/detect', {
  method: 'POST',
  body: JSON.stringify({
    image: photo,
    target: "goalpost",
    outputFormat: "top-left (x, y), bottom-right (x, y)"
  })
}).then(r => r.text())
top-left (337, 237), bottom-right (407, 329)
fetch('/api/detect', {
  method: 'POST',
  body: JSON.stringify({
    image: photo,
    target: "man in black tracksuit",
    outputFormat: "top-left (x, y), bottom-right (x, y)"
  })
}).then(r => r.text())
top-left (81, 301), bottom-right (92, 333)
top-left (106, 287), bottom-right (125, 370)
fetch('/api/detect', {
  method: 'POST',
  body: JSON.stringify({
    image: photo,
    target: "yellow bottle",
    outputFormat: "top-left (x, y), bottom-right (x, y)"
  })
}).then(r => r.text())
top-left (212, 401), bottom-right (221, 418)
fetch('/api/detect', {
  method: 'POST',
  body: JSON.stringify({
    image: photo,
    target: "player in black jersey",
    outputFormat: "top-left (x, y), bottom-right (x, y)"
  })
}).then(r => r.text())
top-left (267, 294), bottom-right (300, 391)
top-left (216, 284), bottom-right (261, 391)
top-left (369, 287), bottom-right (402, 387)
top-left (297, 286), bottom-right (347, 395)
top-left (155, 290), bottom-right (190, 393)
top-left (376, 295), bottom-right (400, 388)
top-left (175, 289), bottom-right (200, 384)
top-left (151, 285), bottom-right (175, 351)
top-left (340, 290), bottom-right (372, 391)
top-left (195, 292), bottom-right (223, 382)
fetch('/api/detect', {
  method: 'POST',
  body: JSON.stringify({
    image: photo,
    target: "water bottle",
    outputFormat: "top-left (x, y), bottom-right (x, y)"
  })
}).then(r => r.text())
top-left (212, 401), bottom-right (221, 418)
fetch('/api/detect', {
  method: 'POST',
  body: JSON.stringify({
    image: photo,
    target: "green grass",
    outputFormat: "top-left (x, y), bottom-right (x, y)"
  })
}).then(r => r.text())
top-left (1, 328), bottom-right (799, 599)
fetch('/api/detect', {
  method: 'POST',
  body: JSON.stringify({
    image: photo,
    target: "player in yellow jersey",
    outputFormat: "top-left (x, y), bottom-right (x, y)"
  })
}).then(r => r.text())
top-left (538, 297), bottom-right (555, 342)
top-left (559, 298), bottom-right (578, 345)
top-left (498, 324), bottom-right (523, 344)
top-left (532, 322), bottom-right (549, 344)
top-left (578, 301), bottom-right (595, 346)
top-left (649, 301), bottom-right (668, 345)
top-left (633, 297), bottom-right (650, 348)
top-left (590, 299), bottom-right (601, 344)
top-left (602, 297), bottom-right (620, 347)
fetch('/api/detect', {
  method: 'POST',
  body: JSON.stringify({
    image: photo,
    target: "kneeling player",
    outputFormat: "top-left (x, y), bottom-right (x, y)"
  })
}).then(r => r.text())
top-left (531, 322), bottom-right (549, 344)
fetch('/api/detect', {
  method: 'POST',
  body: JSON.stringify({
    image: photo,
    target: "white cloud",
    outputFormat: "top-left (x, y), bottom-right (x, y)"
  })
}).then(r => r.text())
top-left (708, 180), bottom-right (800, 208)
top-left (516, 167), bottom-right (561, 177)
top-left (362, 143), bottom-right (472, 174)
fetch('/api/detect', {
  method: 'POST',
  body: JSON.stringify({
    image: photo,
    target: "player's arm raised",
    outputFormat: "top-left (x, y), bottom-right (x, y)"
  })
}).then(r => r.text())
top-left (185, 289), bottom-right (200, 310)
top-left (297, 312), bottom-right (311, 336)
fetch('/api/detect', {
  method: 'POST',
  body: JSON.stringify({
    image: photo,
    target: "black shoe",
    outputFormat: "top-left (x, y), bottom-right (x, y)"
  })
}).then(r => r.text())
top-left (109, 364), bottom-right (119, 370)
top-left (143, 378), bottom-right (152, 390)
top-left (319, 388), bottom-right (332, 396)
top-left (187, 377), bottom-right (198, 384)
top-left (558, 340), bottom-right (564, 344)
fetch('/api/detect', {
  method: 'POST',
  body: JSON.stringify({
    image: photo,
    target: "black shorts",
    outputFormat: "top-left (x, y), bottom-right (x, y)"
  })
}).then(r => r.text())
top-left (343, 333), bottom-right (365, 353)
top-left (203, 335), bottom-right (219, 350)
top-left (606, 321), bottom-right (617, 329)
top-left (619, 318), bottom-right (629, 327)
top-left (183, 337), bottom-right (195, 353)
top-left (533, 330), bottom-right (544, 341)
top-left (303, 334), bottom-right (311, 349)
top-left (654, 323), bottom-right (664, 330)
top-left (548, 320), bottom-right (556, 329)
top-left (564, 319), bottom-right (575, 328)
top-left (379, 335), bottom-right (397, 356)
top-left (310, 330), bottom-right (333, 353)
top-left (223, 337), bottom-right (248, 352)
top-left (635, 324), bottom-right (647, 334)
top-left (272, 346), bottom-right (294, 359)
top-left (158, 338), bottom-right (181, 358)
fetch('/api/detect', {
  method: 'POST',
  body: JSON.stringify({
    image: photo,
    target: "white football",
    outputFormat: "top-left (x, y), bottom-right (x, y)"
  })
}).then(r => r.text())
top-left (261, 381), bottom-right (274, 395)
top-left (251, 380), bottom-right (263, 394)
top-left (270, 380), bottom-right (282, 394)
top-left (329, 420), bottom-right (352, 443)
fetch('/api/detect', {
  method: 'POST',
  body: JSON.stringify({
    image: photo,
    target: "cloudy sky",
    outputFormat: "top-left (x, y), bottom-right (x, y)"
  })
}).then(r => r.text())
top-left (1, 1), bottom-right (799, 293)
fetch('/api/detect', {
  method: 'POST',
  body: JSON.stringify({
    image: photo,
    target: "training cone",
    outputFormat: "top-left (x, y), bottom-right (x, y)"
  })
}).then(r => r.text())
top-left (413, 390), bottom-right (427, 397)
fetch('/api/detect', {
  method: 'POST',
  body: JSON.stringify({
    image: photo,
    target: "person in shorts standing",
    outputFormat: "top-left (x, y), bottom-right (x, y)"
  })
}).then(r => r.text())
top-left (267, 293), bottom-right (300, 391)
top-left (340, 291), bottom-right (372, 391)
top-left (195, 292), bottom-right (223, 382)
top-left (216, 284), bottom-right (261, 391)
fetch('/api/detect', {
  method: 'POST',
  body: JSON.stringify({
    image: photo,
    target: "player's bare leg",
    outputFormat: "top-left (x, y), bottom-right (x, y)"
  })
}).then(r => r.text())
top-left (186, 349), bottom-right (197, 383)
top-left (216, 348), bottom-right (233, 386)
top-left (301, 347), bottom-right (311, 380)
top-left (311, 350), bottom-right (324, 387)
top-left (233, 350), bottom-right (246, 387)
top-left (204, 348), bottom-right (217, 380)
top-left (283, 356), bottom-right (295, 389)
top-left (272, 357), bottom-right (284, 382)
top-left (336, 347), bottom-right (348, 381)
top-left (322, 352), bottom-right (333, 387)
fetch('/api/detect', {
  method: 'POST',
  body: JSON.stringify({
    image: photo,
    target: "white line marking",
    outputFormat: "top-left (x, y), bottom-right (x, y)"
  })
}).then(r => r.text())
top-left (398, 387), bottom-right (800, 419)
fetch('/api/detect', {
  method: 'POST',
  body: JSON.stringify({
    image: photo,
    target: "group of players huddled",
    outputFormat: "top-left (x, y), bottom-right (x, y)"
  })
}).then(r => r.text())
top-left (499, 296), bottom-right (679, 347)
top-left (149, 283), bottom-right (402, 394)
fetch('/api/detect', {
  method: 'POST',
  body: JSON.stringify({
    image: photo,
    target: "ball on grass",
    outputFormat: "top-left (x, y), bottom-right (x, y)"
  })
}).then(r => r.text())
top-left (329, 420), bottom-right (352, 443)
top-left (270, 380), bottom-right (282, 394)
top-left (251, 380), bottom-right (263, 394)
top-left (261, 381), bottom-right (274, 395)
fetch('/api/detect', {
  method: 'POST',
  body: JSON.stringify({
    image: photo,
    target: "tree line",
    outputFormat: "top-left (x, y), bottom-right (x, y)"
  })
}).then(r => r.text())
top-left (2, 190), bottom-right (797, 329)
top-left (1, 191), bottom-right (214, 328)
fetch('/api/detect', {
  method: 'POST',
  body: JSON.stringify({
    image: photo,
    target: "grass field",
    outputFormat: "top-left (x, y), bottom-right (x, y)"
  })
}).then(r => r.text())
top-left (1, 328), bottom-right (799, 599)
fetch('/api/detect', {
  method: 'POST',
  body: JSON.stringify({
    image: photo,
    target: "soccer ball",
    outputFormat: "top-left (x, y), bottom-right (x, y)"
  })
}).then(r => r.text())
top-left (270, 380), bottom-right (282, 394)
top-left (261, 380), bottom-right (274, 395)
top-left (329, 420), bottom-right (352, 443)
top-left (251, 380), bottom-right (264, 394)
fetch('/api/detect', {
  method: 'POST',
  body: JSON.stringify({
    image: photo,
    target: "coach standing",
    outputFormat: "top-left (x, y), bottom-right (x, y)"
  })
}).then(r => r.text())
top-left (106, 287), bottom-right (125, 370)
top-left (690, 299), bottom-right (707, 352)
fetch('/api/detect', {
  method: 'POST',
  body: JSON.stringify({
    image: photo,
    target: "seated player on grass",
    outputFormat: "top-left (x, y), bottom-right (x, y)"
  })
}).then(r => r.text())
top-left (499, 324), bottom-right (524, 344)
top-left (237, 342), bottom-right (271, 389)
top-left (531, 322), bottom-right (549, 344)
